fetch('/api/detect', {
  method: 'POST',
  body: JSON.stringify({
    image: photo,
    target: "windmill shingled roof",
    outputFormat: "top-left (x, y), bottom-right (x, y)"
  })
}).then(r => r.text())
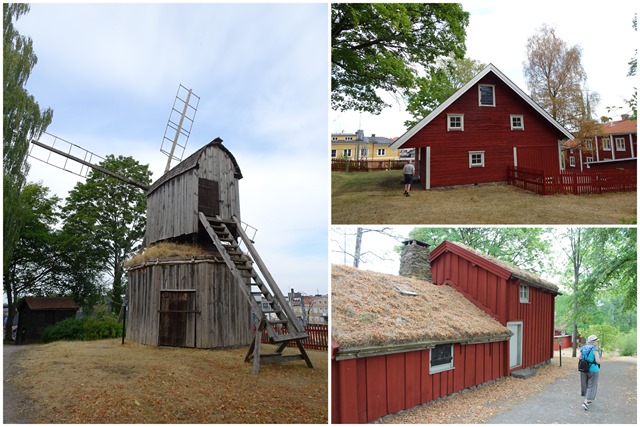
top-left (148, 137), bottom-right (242, 194)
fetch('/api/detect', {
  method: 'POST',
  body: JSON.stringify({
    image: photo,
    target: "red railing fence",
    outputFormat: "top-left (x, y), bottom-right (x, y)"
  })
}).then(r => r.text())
top-left (260, 324), bottom-right (328, 351)
top-left (508, 167), bottom-right (636, 195)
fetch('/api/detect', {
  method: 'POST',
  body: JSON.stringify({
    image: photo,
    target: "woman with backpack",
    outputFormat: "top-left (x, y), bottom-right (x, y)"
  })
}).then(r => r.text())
top-left (579, 335), bottom-right (601, 411)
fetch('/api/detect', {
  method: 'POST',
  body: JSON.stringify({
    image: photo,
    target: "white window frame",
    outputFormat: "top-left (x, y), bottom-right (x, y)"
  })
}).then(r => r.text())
top-left (469, 151), bottom-right (485, 168)
top-left (343, 149), bottom-right (352, 157)
top-left (584, 139), bottom-right (593, 150)
top-left (478, 84), bottom-right (495, 107)
top-left (602, 137), bottom-right (611, 151)
top-left (569, 156), bottom-right (576, 167)
top-left (615, 137), bottom-right (626, 151)
top-left (519, 284), bottom-right (529, 303)
top-left (447, 114), bottom-right (464, 131)
top-left (377, 148), bottom-right (386, 156)
top-left (429, 343), bottom-right (454, 374)
top-left (344, 136), bottom-right (353, 141)
top-left (331, 149), bottom-right (337, 158)
top-left (510, 115), bottom-right (524, 130)
top-left (586, 156), bottom-right (594, 163)
top-left (360, 148), bottom-right (368, 157)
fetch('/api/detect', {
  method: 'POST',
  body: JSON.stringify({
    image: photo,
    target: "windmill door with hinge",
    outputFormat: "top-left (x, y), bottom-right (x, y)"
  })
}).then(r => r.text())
top-left (158, 290), bottom-right (197, 347)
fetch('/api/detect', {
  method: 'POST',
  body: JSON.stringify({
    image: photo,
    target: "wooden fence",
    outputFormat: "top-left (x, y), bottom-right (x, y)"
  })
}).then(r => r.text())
top-left (260, 324), bottom-right (328, 351)
top-left (507, 167), bottom-right (636, 195)
top-left (331, 159), bottom-right (411, 172)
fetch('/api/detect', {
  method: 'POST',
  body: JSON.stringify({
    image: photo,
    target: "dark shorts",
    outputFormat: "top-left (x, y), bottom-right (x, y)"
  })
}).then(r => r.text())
top-left (404, 174), bottom-right (413, 184)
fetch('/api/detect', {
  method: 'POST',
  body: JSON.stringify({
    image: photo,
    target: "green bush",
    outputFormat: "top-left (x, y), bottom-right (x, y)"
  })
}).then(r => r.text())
top-left (41, 316), bottom-right (123, 343)
top-left (614, 329), bottom-right (637, 356)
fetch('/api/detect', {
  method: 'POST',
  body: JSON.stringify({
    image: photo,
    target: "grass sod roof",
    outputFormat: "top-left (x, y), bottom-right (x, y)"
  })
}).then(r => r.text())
top-left (444, 241), bottom-right (559, 293)
top-left (331, 265), bottom-right (510, 352)
top-left (125, 241), bottom-right (212, 268)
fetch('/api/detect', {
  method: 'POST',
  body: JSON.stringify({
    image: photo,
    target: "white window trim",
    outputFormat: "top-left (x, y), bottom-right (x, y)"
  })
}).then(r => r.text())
top-left (510, 114), bottom-right (524, 130)
top-left (602, 137), bottom-right (611, 151)
top-left (615, 137), bottom-right (626, 151)
top-left (429, 343), bottom-right (454, 374)
top-left (586, 156), bottom-right (594, 163)
top-left (377, 148), bottom-right (386, 156)
top-left (343, 149), bottom-right (352, 157)
top-left (519, 284), bottom-right (529, 303)
top-left (584, 139), bottom-right (593, 150)
top-left (478, 84), bottom-right (495, 107)
top-left (469, 151), bottom-right (485, 168)
top-left (447, 114), bottom-right (464, 131)
top-left (569, 156), bottom-right (576, 167)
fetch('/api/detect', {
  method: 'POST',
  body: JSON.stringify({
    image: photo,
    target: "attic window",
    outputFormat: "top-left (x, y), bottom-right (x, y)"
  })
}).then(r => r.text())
top-left (479, 84), bottom-right (495, 106)
top-left (510, 115), bottom-right (524, 130)
top-left (447, 114), bottom-right (464, 131)
top-left (430, 344), bottom-right (454, 374)
top-left (519, 284), bottom-right (529, 303)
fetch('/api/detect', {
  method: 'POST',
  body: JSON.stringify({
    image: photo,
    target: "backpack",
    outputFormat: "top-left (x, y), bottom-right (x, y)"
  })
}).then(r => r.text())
top-left (578, 347), bottom-right (595, 372)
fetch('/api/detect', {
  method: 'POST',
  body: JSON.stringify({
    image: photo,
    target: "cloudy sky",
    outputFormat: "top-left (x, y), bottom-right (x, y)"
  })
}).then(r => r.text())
top-left (333, 0), bottom-right (637, 137)
top-left (18, 3), bottom-right (329, 295)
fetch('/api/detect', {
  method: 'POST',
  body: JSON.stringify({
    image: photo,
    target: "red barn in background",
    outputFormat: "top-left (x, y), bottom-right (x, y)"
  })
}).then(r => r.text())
top-left (389, 64), bottom-right (574, 189)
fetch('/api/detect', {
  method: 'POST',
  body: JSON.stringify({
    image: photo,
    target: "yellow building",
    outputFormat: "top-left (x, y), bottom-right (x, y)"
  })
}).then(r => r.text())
top-left (331, 130), bottom-right (401, 161)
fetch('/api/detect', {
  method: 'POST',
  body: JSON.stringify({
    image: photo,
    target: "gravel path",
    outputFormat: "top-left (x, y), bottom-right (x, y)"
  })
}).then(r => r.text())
top-left (3, 343), bottom-right (36, 424)
top-left (486, 357), bottom-right (637, 424)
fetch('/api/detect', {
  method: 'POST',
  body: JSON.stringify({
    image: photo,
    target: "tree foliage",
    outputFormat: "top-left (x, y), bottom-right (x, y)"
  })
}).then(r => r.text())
top-left (63, 155), bottom-right (151, 314)
top-left (407, 227), bottom-right (554, 276)
top-left (523, 24), bottom-right (596, 132)
top-left (3, 3), bottom-right (53, 274)
top-left (331, 3), bottom-right (469, 114)
top-left (404, 57), bottom-right (486, 128)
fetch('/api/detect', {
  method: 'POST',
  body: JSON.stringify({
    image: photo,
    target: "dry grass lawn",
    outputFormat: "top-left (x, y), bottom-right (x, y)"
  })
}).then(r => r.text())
top-left (332, 171), bottom-right (637, 224)
top-left (8, 339), bottom-right (327, 424)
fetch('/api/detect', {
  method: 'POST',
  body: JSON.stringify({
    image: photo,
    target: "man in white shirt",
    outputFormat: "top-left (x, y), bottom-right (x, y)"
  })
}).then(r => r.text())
top-left (402, 161), bottom-right (415, 197)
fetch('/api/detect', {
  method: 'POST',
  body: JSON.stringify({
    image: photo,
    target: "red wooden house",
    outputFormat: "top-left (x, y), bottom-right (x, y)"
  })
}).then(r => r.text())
top-left (389, 64), bottom-right (574, 189)
top-left (563, 115), bottom-right (637, 171)
top-left (331, 240), bottom-right (559, 423)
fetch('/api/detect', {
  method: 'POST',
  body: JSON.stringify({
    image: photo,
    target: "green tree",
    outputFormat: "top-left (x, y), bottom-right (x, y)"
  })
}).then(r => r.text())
top-left (331, 3), bottom-right (469, 114)
top-left (404, 57), bottom-right (486, 128)
top-left (407, 227), bottom-right (554, 276)
top-left (62, 155), bottom-right (151, 314)
top-left (3, 3), bottom-right (54, 275)
top-left (4, 183), bottom-right (61, 338)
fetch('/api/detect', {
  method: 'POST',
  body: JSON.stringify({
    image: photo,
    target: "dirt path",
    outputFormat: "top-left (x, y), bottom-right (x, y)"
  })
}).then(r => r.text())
top-left (3, 343), bottom-right (37, 423)
top-left (486, 357), bottom-right (637, 424)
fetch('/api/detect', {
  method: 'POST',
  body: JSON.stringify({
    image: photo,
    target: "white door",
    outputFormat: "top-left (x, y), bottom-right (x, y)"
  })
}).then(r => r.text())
top-left (507, 322), bottom-right (523, 368)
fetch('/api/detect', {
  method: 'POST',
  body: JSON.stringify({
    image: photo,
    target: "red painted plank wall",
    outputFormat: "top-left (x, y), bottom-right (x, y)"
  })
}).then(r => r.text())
top-left (402, 72), bottom-right (566, 187)
top-left (431, 251), bottom-right (555, 369)
top-left (332, 342), bottom-right (508, 424)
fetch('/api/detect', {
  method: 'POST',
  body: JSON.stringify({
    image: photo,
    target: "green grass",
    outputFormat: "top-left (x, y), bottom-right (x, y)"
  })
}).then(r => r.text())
top-left (332, 171), bottom-right (637, 225)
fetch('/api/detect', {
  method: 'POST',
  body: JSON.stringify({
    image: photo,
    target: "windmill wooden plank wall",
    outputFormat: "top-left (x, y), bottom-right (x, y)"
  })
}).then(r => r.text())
top-left (145, 137), bottom-right (242, 245)
top-left (127, 257), bottom-right (251, 348)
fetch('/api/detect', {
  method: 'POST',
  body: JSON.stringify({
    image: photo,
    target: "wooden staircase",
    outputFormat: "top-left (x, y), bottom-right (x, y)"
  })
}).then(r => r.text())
top-left (198, 212), bottom-right (313, 373)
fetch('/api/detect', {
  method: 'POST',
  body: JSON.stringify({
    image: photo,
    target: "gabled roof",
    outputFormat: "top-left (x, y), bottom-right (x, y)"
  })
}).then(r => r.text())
top-left (597, 118), bottom-right (637, 136)
top-left (331, 264), bottom-right (510, 355)
top-left (390, 63), bottom-right (574, 149)
top-left (431, 241), bottom-right (559, 294)
top-left (20, 297), bottom-right (79, 311)
top-left (148, 137), bottom-right (242, 194)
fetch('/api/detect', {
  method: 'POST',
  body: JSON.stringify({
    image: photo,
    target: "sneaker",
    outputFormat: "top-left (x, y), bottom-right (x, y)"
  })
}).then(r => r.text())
top-left (406, 192), bottom-right (410, 196)
top-left (582, 403), bottom-right (589, 411)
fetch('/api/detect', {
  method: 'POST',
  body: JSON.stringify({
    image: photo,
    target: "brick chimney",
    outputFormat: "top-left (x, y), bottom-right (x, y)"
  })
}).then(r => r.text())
top-left (399, 240), bottom-right (432, 282)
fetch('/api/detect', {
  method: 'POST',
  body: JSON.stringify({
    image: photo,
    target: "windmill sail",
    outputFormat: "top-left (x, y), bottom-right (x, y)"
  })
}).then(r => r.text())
top-left (29, 132), bottom-right (149, 191)
top-left (160, 84), bottom-right (200, 173)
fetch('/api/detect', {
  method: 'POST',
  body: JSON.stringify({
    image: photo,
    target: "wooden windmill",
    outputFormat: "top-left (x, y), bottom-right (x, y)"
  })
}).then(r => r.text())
top-left (28, 84), bottom-right (312, 373)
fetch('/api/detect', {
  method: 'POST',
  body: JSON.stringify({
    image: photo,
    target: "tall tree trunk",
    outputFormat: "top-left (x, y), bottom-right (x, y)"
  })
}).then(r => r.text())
top-left (353, 227), bottom-right (363, 268)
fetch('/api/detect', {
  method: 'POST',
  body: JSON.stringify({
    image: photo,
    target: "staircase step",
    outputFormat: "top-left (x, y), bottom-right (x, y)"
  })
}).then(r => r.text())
top-left (270, 332), bottom-right (308, 343)
top-left (268, 319), bottom-right (289, 325)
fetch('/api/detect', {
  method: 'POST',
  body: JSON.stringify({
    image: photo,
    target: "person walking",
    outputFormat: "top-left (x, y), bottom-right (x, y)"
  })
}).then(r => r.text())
top-left (579, 334), bottom-right (601, 411)
top-left (403, 161), bottom-right (415, 197)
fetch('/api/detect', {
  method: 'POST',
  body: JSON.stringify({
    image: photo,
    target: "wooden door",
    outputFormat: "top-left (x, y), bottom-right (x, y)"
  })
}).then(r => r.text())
top-left (508, 321), bottom-right (522, 369)
top-left (198, 178), bottom-right (220, 217)
top-left (158, 291), bottom-right (195, 347)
